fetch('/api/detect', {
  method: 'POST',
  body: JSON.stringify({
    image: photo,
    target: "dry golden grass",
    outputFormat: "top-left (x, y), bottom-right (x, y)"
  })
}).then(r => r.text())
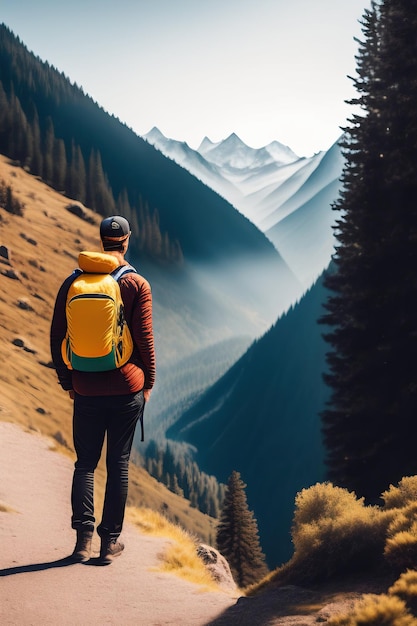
top-left (0, 500), bottom-right (19, 513)
top-left (327, 594), bottom-right (416, 626)
top-left (0, 155), bottom-right (216, 545)
top-left (127, 506), bottom-right (222, 591)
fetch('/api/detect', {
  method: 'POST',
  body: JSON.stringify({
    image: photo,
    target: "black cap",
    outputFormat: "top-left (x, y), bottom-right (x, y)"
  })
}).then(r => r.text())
top-left (100, 216), bottom-right (131, 250)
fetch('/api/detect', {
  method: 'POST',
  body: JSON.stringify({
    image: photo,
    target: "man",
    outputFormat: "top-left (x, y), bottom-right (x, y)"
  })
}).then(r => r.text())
top-left (50, 215), bottom-right (156, 564)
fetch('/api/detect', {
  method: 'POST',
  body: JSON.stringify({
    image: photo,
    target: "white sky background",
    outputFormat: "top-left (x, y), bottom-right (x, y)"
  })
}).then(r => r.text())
top-left (1, 0), bottom-right (370, 157)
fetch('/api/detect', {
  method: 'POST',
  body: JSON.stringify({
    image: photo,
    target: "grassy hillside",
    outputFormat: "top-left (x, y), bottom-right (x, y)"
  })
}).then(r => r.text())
top-left (0, 154), bottom-right (217, 543)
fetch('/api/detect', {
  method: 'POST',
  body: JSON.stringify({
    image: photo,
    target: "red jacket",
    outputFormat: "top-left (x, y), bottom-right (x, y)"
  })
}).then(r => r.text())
top-left (50, 258), bottom-right (156, 396)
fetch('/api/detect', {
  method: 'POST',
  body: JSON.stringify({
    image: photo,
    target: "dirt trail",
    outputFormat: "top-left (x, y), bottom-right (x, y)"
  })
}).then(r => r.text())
top-left (0, 421), bottom-right (239, 625)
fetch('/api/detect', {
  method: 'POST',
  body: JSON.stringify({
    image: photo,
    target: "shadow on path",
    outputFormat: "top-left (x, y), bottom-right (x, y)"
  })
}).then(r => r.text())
top-left (0, 554), bottom-right (117, 576)
top-left (0, 556), bottom-right (78, 576)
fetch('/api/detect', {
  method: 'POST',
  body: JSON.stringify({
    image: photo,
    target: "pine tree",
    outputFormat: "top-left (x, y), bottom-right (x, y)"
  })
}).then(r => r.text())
top-left (216, 471), bottom-right (268, 587)
top-left (43, 117), bottom-right (55, 185)
top-left (29, 104), bottom-right (43, 177)
top-left (53, 138), bottom-right (67, 192)
top-left (321, 0), bottom-right (417, 501)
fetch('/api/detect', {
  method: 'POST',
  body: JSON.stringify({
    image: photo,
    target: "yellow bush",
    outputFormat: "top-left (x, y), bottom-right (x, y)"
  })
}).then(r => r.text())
top-left (385, 504), bottom-right (417, 570)
top-left (288, 483), bottom-right (391, 581)
top-left (255, 480), bottom-right (417, 589)
top-left (385, 531), bottom-right (417, 571)
top-left (327, 594), bottom-right (416, 626)
top-left (389, 570), bottom-right (417, 617)
top-left (383, 478), bottom-right (417, 510)
top-left (387, 505), bottom-right (417, 537)
top-left (293, 482), bottom-right (365, 528)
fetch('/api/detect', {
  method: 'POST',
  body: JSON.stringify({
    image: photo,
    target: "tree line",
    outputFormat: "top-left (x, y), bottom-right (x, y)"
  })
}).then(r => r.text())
top-left (321, 0), bottom-right (417, 501)
top-left (144, 439), bottom-right (226, 518)
top-left (0, 25), bottom-right (183, 265)
top-left (144, 439), bottom-right (269, 587)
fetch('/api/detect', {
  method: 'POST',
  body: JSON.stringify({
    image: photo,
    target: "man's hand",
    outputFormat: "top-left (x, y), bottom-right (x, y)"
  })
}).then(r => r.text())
top-left (144, 388), bottom-right (152, 403)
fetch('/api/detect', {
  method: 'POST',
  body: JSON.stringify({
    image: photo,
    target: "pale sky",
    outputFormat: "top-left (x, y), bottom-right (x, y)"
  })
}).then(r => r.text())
top-left (1, 0), bottom-right (371, 157)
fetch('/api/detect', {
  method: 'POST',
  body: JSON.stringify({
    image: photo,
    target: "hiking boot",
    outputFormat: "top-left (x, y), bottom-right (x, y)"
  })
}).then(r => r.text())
top-left (99, 537), bottom-right (125, 564)
top-left (71, 529), bottom-right (93, 562)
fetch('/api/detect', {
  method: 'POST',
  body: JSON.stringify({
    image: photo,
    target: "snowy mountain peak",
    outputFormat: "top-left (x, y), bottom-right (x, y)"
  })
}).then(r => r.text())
top-left (142, 126), bottom-right (343, 290)
top-left (144, 126), bottom-right (165, 143)
top-left (195, 133), bottom-right (299, 171)
top-left (197, 136), bottom-right (216, 153)
top-left (196, 133), bottom-right (295, 171)
top-left (264, 140), bottom-right (300, 165)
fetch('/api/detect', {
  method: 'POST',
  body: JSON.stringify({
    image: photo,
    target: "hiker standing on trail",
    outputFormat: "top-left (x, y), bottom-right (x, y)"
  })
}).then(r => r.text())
top-left (50, 215), bottom-right (156, 565)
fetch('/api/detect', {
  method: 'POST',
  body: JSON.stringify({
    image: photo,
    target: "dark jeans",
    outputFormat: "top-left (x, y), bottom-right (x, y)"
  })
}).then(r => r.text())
top-left (71, 391), bottom-right (144, 538)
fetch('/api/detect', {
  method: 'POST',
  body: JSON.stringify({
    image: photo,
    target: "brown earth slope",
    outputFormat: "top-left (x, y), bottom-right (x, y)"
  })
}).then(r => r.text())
top-left (0, 154), bottom-right (217, 543)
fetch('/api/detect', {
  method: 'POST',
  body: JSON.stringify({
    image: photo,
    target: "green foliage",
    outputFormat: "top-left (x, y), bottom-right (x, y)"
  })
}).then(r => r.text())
top-left (216, 470), bottom-right (268, 588)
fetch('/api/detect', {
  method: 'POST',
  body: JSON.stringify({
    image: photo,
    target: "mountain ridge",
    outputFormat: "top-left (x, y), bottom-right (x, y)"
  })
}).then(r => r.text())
top-left (144, 127), bottom-right (344, 288)
top-left (166, 270), bottom-right (331, 567)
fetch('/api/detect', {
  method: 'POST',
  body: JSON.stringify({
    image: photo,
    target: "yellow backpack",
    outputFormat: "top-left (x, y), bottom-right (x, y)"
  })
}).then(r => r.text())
top-left (61, 251), bottom-right (135, 372)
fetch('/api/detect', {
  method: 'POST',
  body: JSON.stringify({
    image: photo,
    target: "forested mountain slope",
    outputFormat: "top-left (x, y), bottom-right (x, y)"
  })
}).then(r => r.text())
top-left (167, 271), bottom-right (331, 567)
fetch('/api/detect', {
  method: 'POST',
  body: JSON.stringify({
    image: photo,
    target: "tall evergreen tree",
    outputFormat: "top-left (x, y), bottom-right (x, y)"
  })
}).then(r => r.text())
top-left (28, 104), bottom-right (43, 177)
top-left (53, 137), bottom-right (67, 191)
top-left (216, 471), bottom-right (268, 587)
top-left (87, 148), bottom-right (115, 215)
top-left (43, 117), bottom-right (55, 185)
top-left (321, 0), bottom-right (417, 501)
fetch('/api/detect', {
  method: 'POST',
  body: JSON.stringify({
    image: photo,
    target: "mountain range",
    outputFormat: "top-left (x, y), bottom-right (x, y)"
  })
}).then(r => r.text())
top-left (144, 128), bottom-right (344, 288)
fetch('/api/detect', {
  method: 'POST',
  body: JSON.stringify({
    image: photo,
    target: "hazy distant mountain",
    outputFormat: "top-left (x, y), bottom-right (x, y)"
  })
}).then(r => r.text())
top-left (265, 141), bottom-right (345, 287)
top-left (167, 269), bottom-right (330, 567)
top-left (197, 132), bottom-right (299, 170)
top-left (144, 128), bottom-right (299, 218)
top-left (144, 128), bottom-right (344, 289)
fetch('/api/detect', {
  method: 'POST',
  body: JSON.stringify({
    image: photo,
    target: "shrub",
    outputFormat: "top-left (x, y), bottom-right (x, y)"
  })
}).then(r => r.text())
top-left (327, 594), bottom-right (416, 626)
top-left (0, 180), bottom-right (25, 216)
top-left (383, 478), bottom-right (417, 510)
top-left (384, 504), bottom-right (417, 570)
top-left (293, 482), bottom-right (366, 529)
top-left (389, 570), bottom-right (417, 617)
top-left (288, 483), bottom-right (391, 582)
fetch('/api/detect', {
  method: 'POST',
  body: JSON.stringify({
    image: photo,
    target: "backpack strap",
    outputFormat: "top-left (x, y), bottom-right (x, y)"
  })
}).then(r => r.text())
top-left (63, 268), bottom-right (83, 293)
top-left (111, 264), bottom-right (137, 282)
top-left (110, 264), bottom-right (145, 441)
